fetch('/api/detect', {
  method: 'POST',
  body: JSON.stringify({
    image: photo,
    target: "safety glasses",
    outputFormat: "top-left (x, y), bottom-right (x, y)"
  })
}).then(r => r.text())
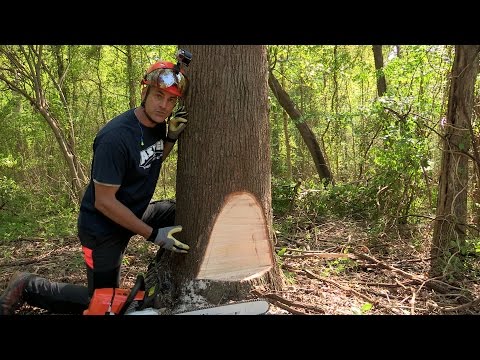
top-left (143, 68), bottom-right (189, 97)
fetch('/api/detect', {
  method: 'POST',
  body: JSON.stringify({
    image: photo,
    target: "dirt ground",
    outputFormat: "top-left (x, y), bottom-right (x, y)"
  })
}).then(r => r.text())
top-left (1, 218), bottom-right (479, 315)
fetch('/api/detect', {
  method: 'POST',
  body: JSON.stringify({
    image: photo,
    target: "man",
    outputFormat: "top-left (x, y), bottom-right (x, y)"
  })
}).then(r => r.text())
top-left (0, 59), bottom-right (190, 315)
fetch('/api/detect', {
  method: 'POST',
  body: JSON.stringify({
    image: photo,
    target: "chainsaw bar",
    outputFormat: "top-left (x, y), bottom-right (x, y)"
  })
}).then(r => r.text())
top-left (175, 299), bottom-right (270, 315)
top-left (127, 299), bottom-right (270, 315)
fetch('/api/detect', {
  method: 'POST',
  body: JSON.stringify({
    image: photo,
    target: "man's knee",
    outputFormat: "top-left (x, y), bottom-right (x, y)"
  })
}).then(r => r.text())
top-left (143, 200), bottom-right (176, 227)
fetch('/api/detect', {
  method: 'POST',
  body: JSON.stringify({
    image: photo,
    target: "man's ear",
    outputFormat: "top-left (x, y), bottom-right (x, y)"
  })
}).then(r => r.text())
top-left (140, 87), bottom-right (147, 102)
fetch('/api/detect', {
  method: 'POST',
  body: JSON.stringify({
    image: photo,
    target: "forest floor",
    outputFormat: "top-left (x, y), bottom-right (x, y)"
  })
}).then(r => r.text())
top-left (1, 217), bottom-right (479, 315)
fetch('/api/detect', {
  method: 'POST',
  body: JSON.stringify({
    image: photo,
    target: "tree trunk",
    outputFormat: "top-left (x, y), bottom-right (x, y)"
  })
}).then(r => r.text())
top-left (280, 60), bottom-right (293, 180)
top-left (473, 95), bottom-right (480, 230)
top-left (372, 45), bottom-right (387, 97)
top-left (269, 71), bottom-right (334, 185)
top-left (283, 108), bottom-right (293, 180)
top-left (271, 108), bottom-right (281, 175)
top-left (431, 45), bottom-right (480, 274)
top-left (126, 45), bottom-right (137, 109)
top-left (0, 45), bottom-right (88, 203)
top-left (159, 45), bottom-right (283, 308)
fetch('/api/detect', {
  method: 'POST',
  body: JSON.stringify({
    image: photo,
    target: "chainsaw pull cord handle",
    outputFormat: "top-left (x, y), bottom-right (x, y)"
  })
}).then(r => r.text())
top-left (118, 274), bottom-right (145, 315)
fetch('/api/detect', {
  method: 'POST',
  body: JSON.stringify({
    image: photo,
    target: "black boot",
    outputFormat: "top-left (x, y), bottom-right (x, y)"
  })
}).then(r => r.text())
top-left (0, 272), bottom-right (35, 315)
top-left (1, 272), bottom-right (90, 315)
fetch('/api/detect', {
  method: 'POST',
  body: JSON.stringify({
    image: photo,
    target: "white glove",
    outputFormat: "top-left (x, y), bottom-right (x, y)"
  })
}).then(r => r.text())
top-left (167, 106), bottom-right (188, 141)
top-left (149, 226), bottom-right (189, 253)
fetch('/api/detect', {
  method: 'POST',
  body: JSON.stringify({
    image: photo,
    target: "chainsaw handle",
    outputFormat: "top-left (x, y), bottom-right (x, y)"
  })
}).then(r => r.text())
top-left (155, 247), bottom-right (166, 262)
top-left (118, 274), bottom-right (145, 315)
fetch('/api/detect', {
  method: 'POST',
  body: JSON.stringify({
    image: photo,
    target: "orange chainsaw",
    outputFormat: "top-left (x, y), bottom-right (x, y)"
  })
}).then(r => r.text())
top-left (83, 280), bottom-right (269, 315)
top-left (84, 249), bottom-right (270, 315)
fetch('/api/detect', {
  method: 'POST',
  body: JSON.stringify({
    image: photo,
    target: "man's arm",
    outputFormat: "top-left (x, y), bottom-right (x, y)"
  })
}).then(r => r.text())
top-left (94, 182), bottom-right (153, 239)
top-left (162, 141), bottom-right (175, 161)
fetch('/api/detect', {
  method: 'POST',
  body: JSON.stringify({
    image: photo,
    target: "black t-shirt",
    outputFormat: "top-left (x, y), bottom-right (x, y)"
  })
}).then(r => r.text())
top-left (78, 108), bottom-right (167, 237)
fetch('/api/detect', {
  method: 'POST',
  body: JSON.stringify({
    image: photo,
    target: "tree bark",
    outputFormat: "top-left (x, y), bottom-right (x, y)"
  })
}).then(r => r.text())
top-left (372, 45), bottom-right (387, 97)
top-left (159, 45), bottom-right (283, 308)
top-left (431, 45), bottom-right (480, 274)
top-left (126, 45), bottom-right (137, 109)
top-left (280, 60), bottom-right (293, 180)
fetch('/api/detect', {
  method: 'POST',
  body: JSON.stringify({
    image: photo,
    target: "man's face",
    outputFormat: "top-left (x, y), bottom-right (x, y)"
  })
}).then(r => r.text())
top-left (143, 87), bottom-right (178, 124)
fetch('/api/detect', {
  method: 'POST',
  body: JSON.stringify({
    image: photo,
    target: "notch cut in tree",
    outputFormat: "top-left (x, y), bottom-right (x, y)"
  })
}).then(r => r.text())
top-left (197, 191), bottom-right (273, 281)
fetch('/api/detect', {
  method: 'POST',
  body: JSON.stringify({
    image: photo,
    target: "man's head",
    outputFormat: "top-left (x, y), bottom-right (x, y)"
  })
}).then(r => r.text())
top-left (141, 61), bottom-right (189, 98)
top-left (139, 60), bottom-right (189, 125)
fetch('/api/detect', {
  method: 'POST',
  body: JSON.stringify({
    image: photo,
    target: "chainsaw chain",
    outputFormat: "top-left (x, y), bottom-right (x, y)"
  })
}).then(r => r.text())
top-left (141, 249), bottom-right (174, 310)
top-left (172, 298), bottom-right (268, 314)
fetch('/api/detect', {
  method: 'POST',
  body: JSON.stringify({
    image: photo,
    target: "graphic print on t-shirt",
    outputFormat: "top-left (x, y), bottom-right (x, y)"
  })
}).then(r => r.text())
top-left (139, 141), bottom-right (163, 169)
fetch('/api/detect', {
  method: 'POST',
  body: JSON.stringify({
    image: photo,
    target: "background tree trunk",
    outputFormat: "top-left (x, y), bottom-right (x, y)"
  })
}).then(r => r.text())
top-left (372, 45), bottom-right (387, 97)
top-left (126, 45), bottom-right (137, 109)
top-left (431, 45), bottom-right (480, 274)
top-left (0, 45), bottom-right (88, 203)
top-left (162, 45), bottom-right (283, 307)
top-left (280, 60), bottom-right (293, 181)
top-left (269, 71), bottom-right (334, 185)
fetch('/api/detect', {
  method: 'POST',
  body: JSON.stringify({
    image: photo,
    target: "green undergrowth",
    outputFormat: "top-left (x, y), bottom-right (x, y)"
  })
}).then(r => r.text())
top-left (0, 184), bottom-right (77, 243)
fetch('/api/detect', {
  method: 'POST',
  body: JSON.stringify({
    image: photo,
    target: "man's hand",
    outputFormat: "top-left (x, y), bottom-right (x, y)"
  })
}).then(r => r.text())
top-left (150, 225), bottom-right (189, 253)
top-left (168, 118), bottom-right (187, 140)
top-left (172, 105), bottom-right (188, 120)
top-left (167, 106), bottom-right (188, 141)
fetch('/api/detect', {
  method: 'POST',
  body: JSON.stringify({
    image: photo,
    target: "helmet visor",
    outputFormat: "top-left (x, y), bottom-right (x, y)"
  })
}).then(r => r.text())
top-left (143, 68), bottom-right (188, 97)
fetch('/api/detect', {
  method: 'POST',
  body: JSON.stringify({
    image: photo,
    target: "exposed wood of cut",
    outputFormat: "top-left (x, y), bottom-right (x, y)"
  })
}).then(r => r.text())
top-left (197, 192), bottom-right (273, 281)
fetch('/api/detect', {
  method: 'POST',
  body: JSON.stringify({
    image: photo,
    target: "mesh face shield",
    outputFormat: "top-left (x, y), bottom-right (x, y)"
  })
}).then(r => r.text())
top-left (142, 68), bottom-right (188, 97)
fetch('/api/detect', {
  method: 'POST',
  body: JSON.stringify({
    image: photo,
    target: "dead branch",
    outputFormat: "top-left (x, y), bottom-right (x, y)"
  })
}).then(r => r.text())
top-left (0, 248), bottom-right (65, 267)
top-left (303, 268), bottom-right (375, 304)
top-left (252, 289), bottom-right (325, 314)
top-left (351, 250), bottom-right (452, 294)
top-left (439, 297), bottom-right (480, 312)
top-left (410, 287), bottom-right (416, 315)
top-left (279, 249), bottom-right (356, 260)
top-left (268, 299), bottom-right (306, 315)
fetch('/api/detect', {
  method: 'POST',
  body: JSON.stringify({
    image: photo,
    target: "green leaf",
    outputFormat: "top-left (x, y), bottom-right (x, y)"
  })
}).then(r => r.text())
top-left (361, 303), bottom-right (373, 313)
